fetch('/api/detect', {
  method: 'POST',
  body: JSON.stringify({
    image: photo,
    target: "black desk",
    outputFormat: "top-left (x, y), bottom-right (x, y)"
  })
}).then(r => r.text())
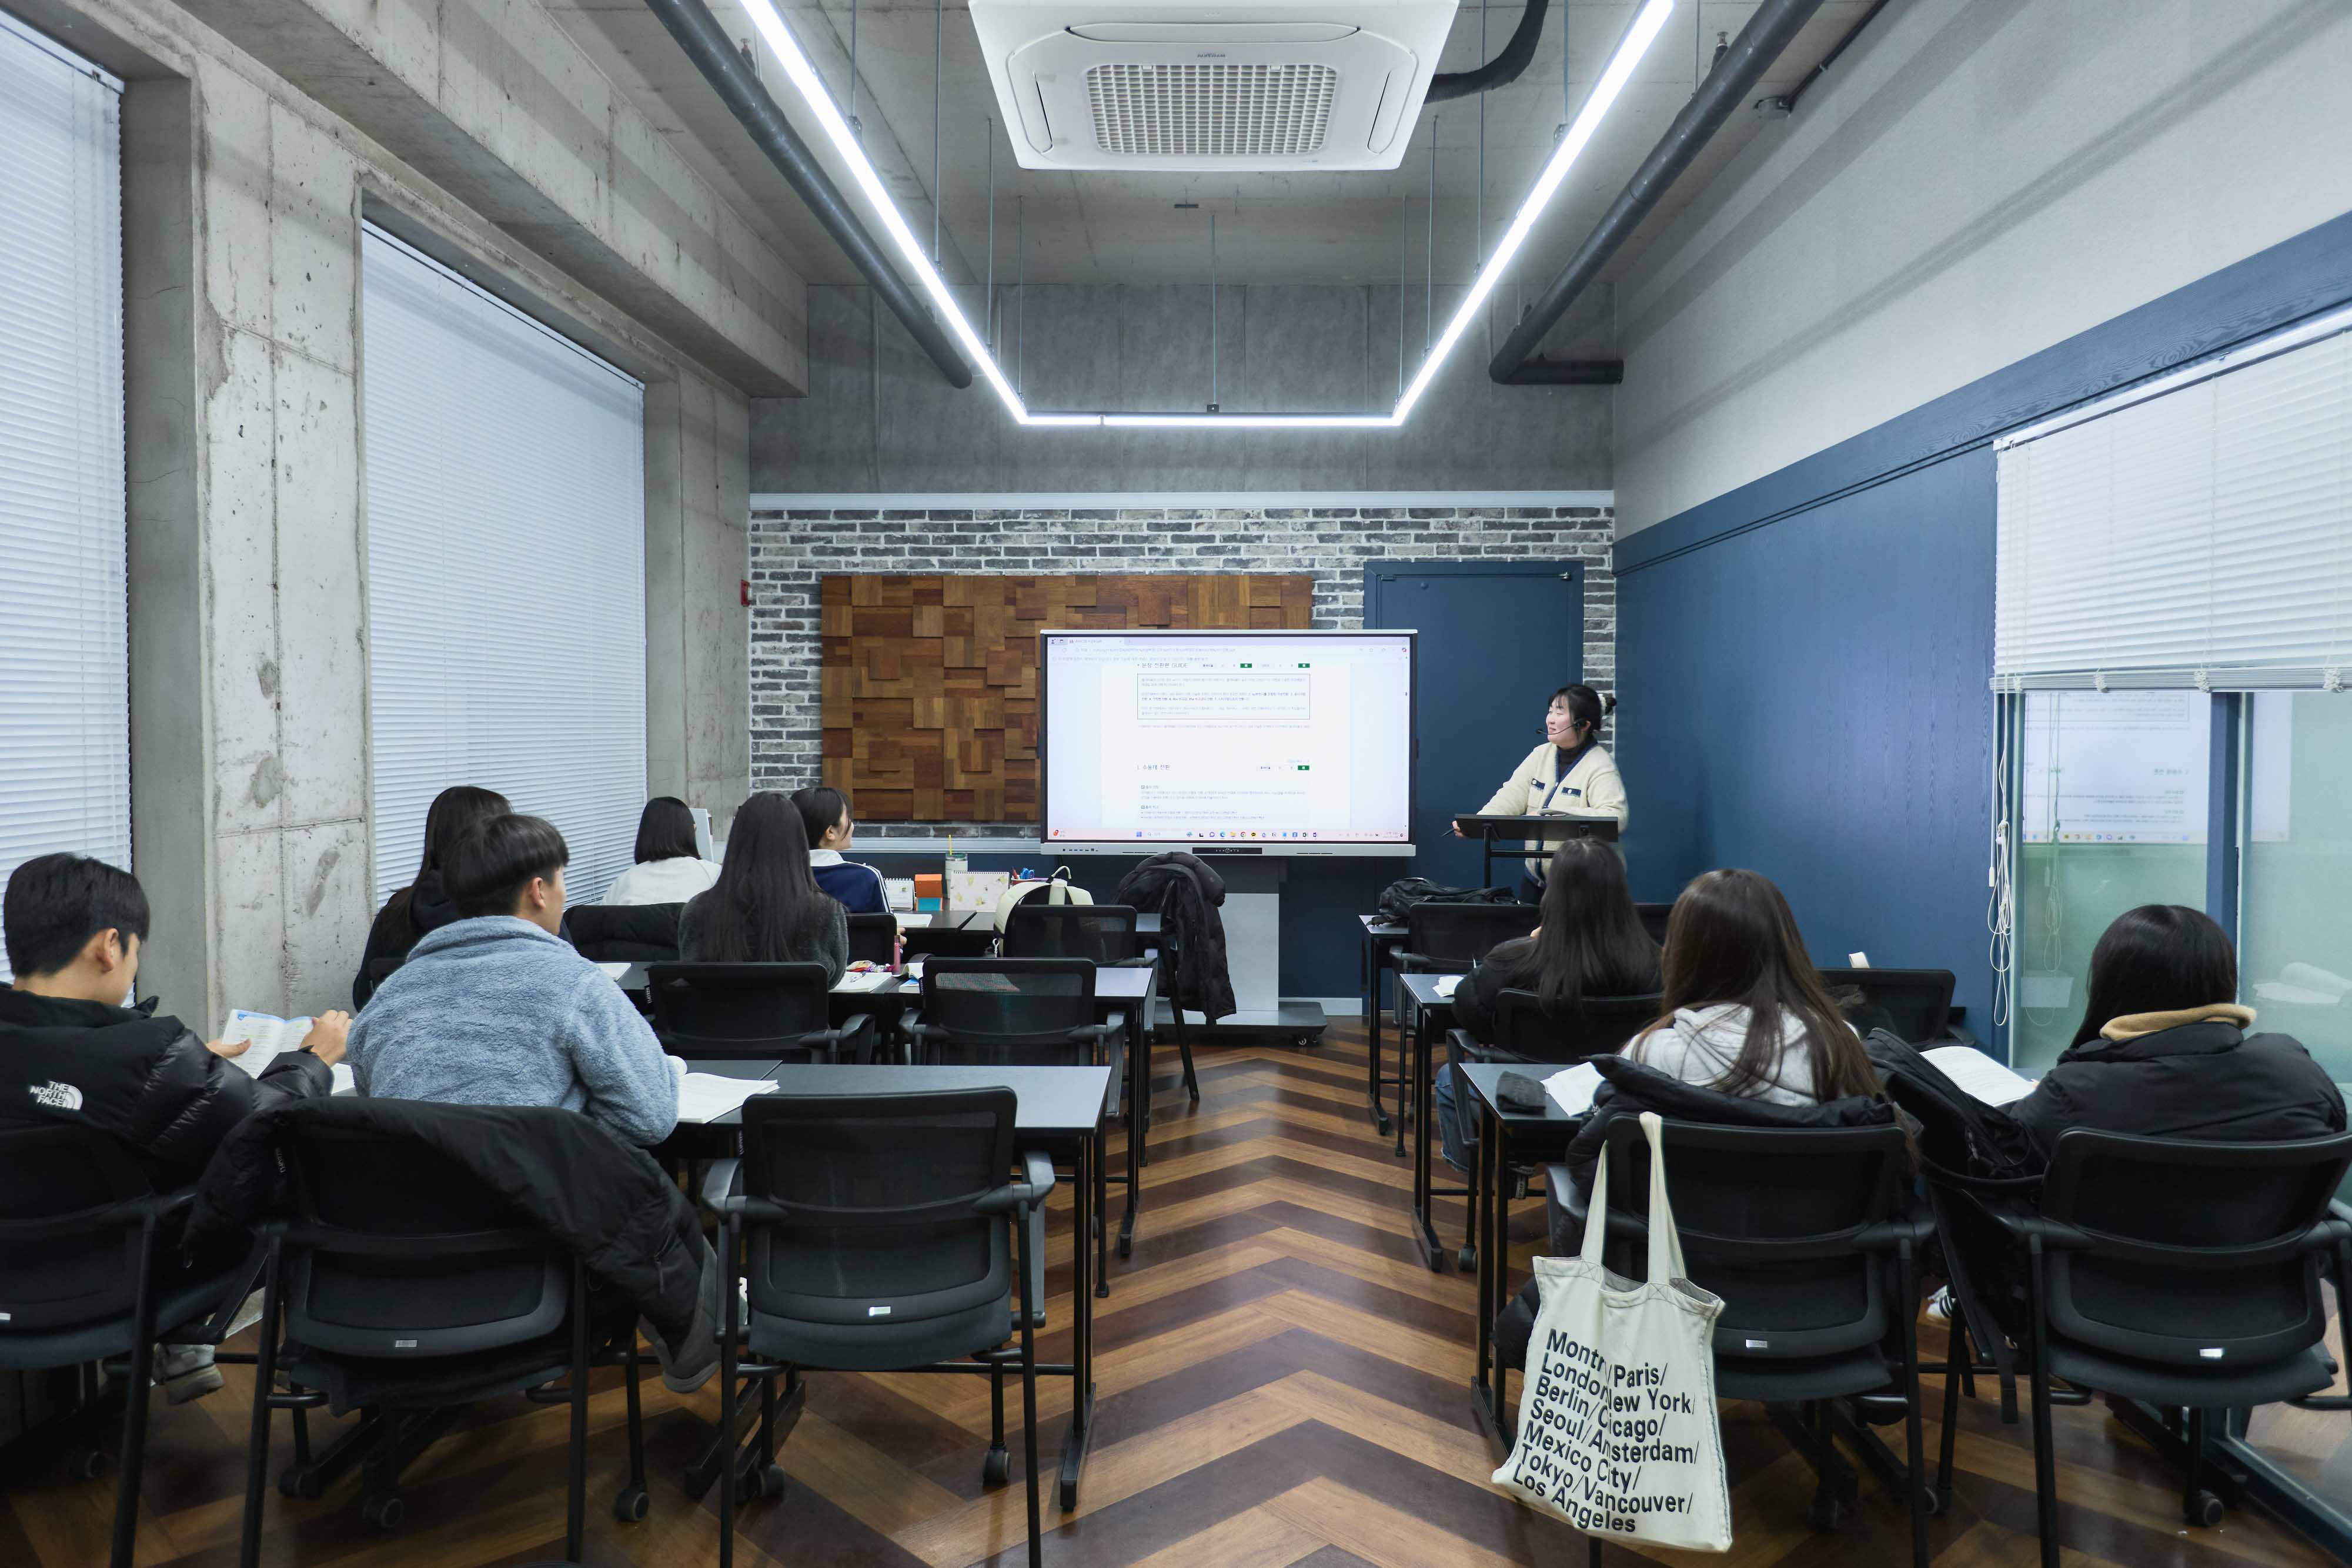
top-left (1395, 972), bottom-right (1459, 1272)
top-left (1457, 1061), bottom-right (1584, 1446)
top-left (1357, 914), bottom-right (1409, 1146)
top-left (724, 1064), bottom-right (1112, 1509)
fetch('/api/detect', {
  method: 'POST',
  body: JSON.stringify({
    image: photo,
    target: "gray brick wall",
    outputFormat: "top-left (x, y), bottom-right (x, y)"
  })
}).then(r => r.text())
top-left (749, 502), bottom-right (1616, 833)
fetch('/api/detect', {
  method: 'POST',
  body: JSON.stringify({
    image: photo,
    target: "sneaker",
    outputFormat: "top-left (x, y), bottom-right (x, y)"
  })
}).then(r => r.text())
top-left (647, 1245), bottom-right (723, 1395)
top-left (101, 1343), bottom-right (223, 1404)
top-left (1925, 1286), bottom-right (1954, 1325)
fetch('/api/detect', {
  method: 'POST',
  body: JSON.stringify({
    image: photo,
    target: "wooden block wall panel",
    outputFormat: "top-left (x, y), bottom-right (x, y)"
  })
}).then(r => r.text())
top-left (820, 574), bottom-right (1314, 823)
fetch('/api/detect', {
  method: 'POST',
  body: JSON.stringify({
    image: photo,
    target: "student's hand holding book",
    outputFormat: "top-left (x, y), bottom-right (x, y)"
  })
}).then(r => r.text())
top-left (303, 1011), bottom-right (351, 1066)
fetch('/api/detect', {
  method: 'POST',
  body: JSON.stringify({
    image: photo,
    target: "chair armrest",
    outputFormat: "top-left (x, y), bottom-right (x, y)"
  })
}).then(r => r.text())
top-left (189, 1237), bottom-right (270, 1343)
top-left (1937, 1024), bottom-right (1982, 1048)
top-left (977, 1149), bottom-right (1060, 1215)
top-left (1950, 1185), bottom-right (2092, 1251)
top-left (834, 1011), bottom-right (878, 1062)
top-left (700, 1158), bottom-right (741, 1213)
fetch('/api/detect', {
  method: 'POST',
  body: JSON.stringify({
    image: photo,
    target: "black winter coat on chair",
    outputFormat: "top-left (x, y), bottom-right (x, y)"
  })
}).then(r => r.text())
top-left (1117, 852), bottom-right (1236, 1024)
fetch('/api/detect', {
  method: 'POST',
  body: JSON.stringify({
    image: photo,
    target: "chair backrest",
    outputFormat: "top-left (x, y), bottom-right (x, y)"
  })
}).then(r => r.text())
top-left (918, 957), bottom-right (1098, 1065)
top-left (737, 1089), bottom-right (1015, 1352)
top-left (1813, 967), bottom-right (1955, 1044)
top-left (276, 1119), bottom-right (569, 1359)
top-left (567, 902), bottom-right (684, 963)
top-left (1004, 902), bottom-right (1142, 964)
top-left (845, 912), bottom-right (897, 965)
top-left (0, 1126), bottom-right (158, 1333)
top-left (1404, 901), bottom-right (1538, 971)
top-left (1494, 990), bottom-right (1662, 1064)
top-left (1598, 1118), bottom-right (1913, 1360)
top-left (1635, 903), bottom-right (1673, 947)
top-left (646, 961), bottom-right (834, 1060)
top-left (2037, 1128), bottom-right (2352, 1368)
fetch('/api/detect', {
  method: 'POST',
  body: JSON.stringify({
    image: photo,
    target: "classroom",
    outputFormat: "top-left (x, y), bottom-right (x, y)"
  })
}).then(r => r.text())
top-left (3, 0), bottom-right (2350, 1564)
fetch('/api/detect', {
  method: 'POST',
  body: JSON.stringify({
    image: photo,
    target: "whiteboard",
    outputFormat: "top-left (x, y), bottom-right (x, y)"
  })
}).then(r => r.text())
top-left (2020, 690), bottom-right (2209, 845)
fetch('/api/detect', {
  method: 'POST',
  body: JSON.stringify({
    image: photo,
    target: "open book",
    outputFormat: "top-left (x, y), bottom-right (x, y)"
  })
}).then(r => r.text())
top-left (1920, 1045), bottom-right (2036, 1108)
top-left (218, 1010), bottom-right (355, 1094)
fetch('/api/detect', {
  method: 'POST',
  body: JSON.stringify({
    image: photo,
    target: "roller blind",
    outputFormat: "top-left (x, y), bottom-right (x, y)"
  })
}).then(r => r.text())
top-left (1994, 306), bottom-right (2352, 690)
top-left (0, 16), bottom-right (126, 981)
top-left (360, 226), bottom-right (647, 904)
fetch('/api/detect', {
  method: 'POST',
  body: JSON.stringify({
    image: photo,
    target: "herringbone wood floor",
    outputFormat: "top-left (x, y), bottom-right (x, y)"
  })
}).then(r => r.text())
top-left (2, 1025), bottom-right (2334, 1566)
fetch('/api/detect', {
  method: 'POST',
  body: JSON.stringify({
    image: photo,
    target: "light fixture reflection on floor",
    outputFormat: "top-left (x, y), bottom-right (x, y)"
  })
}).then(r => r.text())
top-left (734, 0), bottom-right (1677, 432)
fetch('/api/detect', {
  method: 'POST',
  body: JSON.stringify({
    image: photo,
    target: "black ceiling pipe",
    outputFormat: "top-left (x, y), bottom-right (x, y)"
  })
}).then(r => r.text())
top-left (1488, 0), bottom-right (1830, 383)
top-left (644, 0), bottom-right (973, 390)
top-left (1501, 359), bottom-right (1623, 385)
top-left (1425, 0), bottom-right (1549, 103)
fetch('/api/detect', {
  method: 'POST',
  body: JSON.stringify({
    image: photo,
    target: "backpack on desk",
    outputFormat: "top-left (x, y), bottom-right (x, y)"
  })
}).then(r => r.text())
top-left (1374, 877), bottom-right (1518, 925)
top-left (993, 867), bottom-right (1094, 934)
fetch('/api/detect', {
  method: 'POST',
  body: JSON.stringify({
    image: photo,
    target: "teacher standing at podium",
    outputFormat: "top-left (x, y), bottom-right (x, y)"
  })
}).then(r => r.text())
top-left (1458, 683), bottom-right (1628, 897)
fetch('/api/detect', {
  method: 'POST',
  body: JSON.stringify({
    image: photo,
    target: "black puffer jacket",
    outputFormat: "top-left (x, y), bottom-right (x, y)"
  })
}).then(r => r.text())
top-left (191, 1095), bottom-right (705, 1352)
top-left (353, 870), bottom-right (465, 1007)
top-left (2012, 1006), bottom-right (2346, 1156)
top-left (0, 988), bottom-right (330, 1183)
top-left (1117, 852), bottom-right (1235, 1022)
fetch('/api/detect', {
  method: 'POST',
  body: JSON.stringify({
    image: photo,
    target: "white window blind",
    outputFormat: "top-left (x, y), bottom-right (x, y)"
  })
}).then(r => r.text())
top-left (1995, 306), bottom-right (2352, 690)
top-left (0, 16), bottom-right (127, 979)
top-left (361, 226), bottom-right (647, 904)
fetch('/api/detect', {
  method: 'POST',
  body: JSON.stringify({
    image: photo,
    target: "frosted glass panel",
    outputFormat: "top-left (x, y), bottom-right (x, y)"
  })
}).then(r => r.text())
top-left (2239, 691), bottom-right (2352, 1085)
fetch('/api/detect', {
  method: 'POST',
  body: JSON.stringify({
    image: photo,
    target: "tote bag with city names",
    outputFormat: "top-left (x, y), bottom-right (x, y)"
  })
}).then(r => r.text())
top-left (1494, 1112), bottom-right (1732, 1551)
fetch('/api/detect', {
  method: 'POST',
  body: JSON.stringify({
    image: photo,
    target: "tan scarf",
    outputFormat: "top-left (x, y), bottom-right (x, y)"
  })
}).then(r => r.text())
top-left (2099, 1002), bottom-right (2256, 1041)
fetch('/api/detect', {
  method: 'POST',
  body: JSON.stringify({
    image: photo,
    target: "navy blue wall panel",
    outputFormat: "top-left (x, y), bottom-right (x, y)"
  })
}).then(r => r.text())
top-left (1618, 450), bottom-right (1996, 1022)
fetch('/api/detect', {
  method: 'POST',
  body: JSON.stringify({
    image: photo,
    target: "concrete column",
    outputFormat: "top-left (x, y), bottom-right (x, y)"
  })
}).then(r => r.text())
top-left (645, 370), bottom-right (751, 835)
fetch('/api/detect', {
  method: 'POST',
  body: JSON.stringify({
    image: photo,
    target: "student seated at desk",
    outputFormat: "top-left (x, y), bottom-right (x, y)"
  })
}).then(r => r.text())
top-left (602, 795), bottom-right (723, 906)
top-left (793, 785), bottom-right (889, 915)
top-left (679, 791), bottom-right (849, 982)
top-left (1433, 840), bottom-right (1660, 1171)
top-left (353, 784), bottom-right (509, 1007)
top-left (352, 813), bottom-right (682, 1146)
top-left (0, 854), bottom-right (345, 1402)
top-left (2012, 904), bottom-right (2344, 1155)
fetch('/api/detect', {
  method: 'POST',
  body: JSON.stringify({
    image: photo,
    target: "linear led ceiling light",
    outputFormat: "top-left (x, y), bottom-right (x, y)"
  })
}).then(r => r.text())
top-left (734, 0), bottom-right (1676, 430)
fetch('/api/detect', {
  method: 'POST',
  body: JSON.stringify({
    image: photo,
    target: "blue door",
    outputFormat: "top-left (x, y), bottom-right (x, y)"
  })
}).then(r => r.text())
top-left (1365, 561), bottom-right (1583, 888)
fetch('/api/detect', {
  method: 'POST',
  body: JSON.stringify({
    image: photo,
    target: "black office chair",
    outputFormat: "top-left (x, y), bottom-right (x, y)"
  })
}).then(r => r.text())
top-left (1636, 902), bottom-right (1674, 946)
top-left (569, 901), bottom-right (685, 963)
top-left (845, 912), bottom-right (897, 965)
top-left (1444, 990), bottom-right (1661, 1268)
top-left (0, 1128), bottom-right (259, 1568)
top-left (1555, 1120), bottom-right (1934, 1567)
top-left (1815, 967), bottom-right (1967, 1045)
top-left (1398, 901), bottom-right (1538, 976)
top-left (1950, 1128), bottom-right (2352, 1564)
top-left (911, 958), bottom-right (1125, 1290)
top-left (236, 1116), bottom-right (649, 1562)
top-left (1002, 904), bottom-right (1184, 1169)
top-left (712, 1090), bottom-right (1054, 1568)
top-left (647, 961), bottom-right (874, 1064)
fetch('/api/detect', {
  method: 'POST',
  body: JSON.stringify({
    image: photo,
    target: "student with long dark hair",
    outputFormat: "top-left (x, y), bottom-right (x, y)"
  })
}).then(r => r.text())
top-left (679, 791), bottom-right (849, 982)
top-left (1433, 840), bottom-right (1661, 1169)
top-left (353, 784), bottom-right (510, 1006)
top-left (1628, 868), bottom-right (1877, 1105)
top-left (792, 785), bottom-right (889, 915)
top-left (2013, 904), bottom-right (2343, 1154)
top-left (603, 796), bottom-right (723, 906)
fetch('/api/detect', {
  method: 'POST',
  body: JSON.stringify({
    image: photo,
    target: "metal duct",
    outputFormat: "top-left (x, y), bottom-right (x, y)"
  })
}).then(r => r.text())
top-left (1425, 0), bottom-right (1549, 104)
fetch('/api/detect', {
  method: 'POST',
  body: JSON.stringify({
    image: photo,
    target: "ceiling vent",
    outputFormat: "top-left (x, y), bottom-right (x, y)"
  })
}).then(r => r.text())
top-left (970, 0), bottom-right (1458, 172)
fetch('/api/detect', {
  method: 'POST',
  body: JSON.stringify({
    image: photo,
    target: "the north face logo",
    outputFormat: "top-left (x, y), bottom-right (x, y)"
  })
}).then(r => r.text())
top-left (30, 1081), bottom-right (83, 1112)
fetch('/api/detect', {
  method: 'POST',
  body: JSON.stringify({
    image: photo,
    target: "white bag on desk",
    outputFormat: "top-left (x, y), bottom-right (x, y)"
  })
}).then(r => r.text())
top-left (1494, 1111), bottom-right (1732, 1552)
top-left (993, 865), bottom-right (1092, 933)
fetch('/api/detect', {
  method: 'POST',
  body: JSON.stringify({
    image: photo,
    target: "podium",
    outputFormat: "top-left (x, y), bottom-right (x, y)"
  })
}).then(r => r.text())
top-left (1451, 813), bottom-right (1619, 890)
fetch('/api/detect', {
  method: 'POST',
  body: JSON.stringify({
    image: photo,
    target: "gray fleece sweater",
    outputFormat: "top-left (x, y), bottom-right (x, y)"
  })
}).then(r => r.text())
top-left (350, 915), bottom-right (681, 1144)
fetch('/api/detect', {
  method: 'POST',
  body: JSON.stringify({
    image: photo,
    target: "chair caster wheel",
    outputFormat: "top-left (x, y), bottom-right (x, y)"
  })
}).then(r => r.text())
top-left (2187, 1489), bottom-right (2225, 1528)
top-left (360, 1492), bottom-right (405, 1530)
top-left (613, 1485), bottom-right (650, 1522)
top-left (66, 1449), bottom-right (107, 1482)
top-left (983, 1445), bottom-right (1010, 1485)
top-left (758, 1463), bottom-right (788, 1498)
top-left (1809, 1492), bottom-right (1839, 1531)
top-left (1922, 1487), bottom-right (1946, 1517)
top-left (1456, 1246), bottom-right (1478, 1272)
top-left (279, 1466), bottom-right (324, 1499)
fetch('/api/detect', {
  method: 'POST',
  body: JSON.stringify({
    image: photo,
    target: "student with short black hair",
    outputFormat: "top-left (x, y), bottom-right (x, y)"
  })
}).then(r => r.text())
top-left (680, 791), bottom-right (849, 982)
top-left (353, 784), bottom-right (510, 1006)
top-left (0, 852), bottom-right (344, 1402)
top-left (791, 785), bottom-right (889, 915)
top-left (2012, 904), bottom-right (2344, 1154)
top-left (602, 795), bottom-right (723, 906)
top-left (350, 814), bottom-right (682, 1146)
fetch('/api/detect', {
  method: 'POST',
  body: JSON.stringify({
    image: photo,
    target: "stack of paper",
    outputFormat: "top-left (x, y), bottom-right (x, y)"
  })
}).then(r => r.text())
top-left (675, 1073), bottom-right (769, 1124)
top-left (1920, 1045), bottom-right (2037, 1106)
top-left (1542, 1061), bottom-right (1603, 1117)
top-left (1433, 975), bottom-right (1464, 1000)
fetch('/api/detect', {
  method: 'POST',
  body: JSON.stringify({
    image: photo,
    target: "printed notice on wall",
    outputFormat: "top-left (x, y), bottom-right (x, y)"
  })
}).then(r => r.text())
top-left (2020, 690), bottom-right (2210, 844)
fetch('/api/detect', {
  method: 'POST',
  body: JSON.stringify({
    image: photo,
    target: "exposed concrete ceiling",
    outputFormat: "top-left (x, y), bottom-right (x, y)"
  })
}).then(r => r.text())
top-left (549, 0), bottom-right (1872, 330)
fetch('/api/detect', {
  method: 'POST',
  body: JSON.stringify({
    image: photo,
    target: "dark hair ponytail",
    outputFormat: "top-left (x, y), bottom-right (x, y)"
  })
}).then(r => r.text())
top-left (1552, 683), bottom-right (1616, 736)
top-left (697, 792), bottom-right (834, 963)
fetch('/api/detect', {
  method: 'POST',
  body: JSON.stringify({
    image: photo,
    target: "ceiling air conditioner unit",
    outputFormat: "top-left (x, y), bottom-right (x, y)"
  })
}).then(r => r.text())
top-left (969, 0), bottom-right (1458, 172)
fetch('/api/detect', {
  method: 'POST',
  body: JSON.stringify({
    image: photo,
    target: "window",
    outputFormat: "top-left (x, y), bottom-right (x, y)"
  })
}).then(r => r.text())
top-left (0, 16), bottom-right (126, 981)
top-left (360, 226), bottom-right (647, 904)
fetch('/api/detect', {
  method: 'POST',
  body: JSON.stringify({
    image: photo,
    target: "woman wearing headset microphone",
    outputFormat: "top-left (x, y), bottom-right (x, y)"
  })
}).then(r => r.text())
top-left (1456, 683), bottom-right (1628, 900)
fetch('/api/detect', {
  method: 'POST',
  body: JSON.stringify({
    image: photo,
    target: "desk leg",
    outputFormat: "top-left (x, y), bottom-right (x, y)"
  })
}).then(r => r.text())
top-left (1410, 1005), bottom-right (1444, 1271)
top-left (1120, 1016), bottom-right (1142, 1259)
top-left (1058, 1133), bottom-right (1096, 1511)
top-left (1391, 986), bottom-right (1410, 1159)
top-left (1472, 1098), bottom-right (1498, 1436)
top-left (1364, 931), bottom-right (1391, 1136)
